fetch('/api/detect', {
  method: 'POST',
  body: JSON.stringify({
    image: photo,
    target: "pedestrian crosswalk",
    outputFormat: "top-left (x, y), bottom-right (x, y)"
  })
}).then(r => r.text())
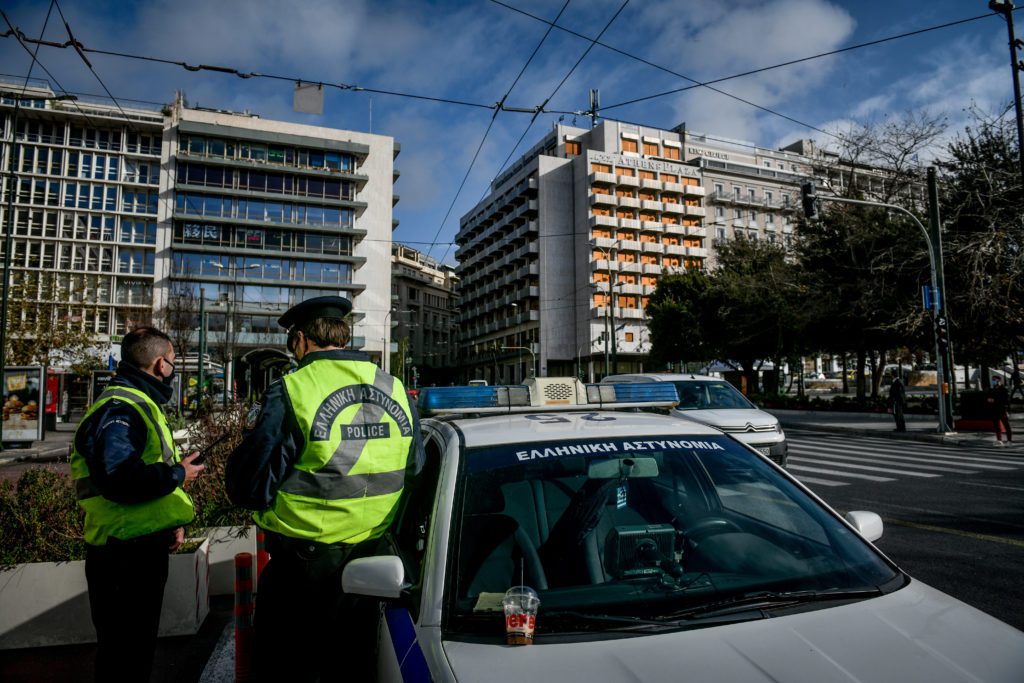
top-left (786, 433), bottom-right (1022, 488)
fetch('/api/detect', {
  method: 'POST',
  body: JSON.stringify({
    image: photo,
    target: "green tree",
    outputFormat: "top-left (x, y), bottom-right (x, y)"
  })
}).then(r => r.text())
top-left (938, 111), bottom-right (1024, 371)
top-left (646, 267), bottom-right (712, 370)
top-left (705, 238), bottom-right (804, 393)
top-left (3, 271), bottom-right (106, 372)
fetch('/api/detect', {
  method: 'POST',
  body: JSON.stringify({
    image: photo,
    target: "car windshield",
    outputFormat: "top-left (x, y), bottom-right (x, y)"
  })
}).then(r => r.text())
top-left (673, 380), bottom-right (754, 410)
top-left (447, 433), bottom-right (900, 636)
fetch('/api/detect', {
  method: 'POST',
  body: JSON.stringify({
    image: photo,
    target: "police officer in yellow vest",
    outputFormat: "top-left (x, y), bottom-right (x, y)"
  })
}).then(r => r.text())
top-left (226, 296), bottom-right (423, 682)
top-left (70, 326), bottom-right (204, 682)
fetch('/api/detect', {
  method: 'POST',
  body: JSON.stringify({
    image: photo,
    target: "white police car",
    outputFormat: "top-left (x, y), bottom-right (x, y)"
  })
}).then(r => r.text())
top-left (343, 378), bottom-right (1024, 682)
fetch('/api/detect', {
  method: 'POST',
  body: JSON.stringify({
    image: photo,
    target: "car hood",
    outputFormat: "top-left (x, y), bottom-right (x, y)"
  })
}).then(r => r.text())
top-left (672, 408), bottom-right (778, 429)
top-left (442, 581), bottom-right (1024, 683)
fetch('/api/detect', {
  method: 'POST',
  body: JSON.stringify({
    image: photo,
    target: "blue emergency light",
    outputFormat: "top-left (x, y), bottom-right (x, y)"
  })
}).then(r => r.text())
top-left (418, 379), bottom-right (678, 415)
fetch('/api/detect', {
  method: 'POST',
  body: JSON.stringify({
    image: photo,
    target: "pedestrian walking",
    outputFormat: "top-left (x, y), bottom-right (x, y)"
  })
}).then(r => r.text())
top-left (1010, 367), bottom-right (1023, 403)
top-left (889, 372), bottom-right (907, 432)
top-left (70, 326), bottom-right (205, 682)
top-left (988, 376), bottom-right (1013, 446)
top-left (226, 296), bottom-right (423, 682)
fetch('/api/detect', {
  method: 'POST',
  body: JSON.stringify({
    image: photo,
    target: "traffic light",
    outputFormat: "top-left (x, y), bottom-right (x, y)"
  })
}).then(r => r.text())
top-left (934, 315), bottom-right (949, 355)
top-left (800, 181), bottom-right (819, 220)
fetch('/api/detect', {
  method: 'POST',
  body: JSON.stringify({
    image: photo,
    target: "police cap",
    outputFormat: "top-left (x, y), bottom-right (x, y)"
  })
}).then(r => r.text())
top-left (277, 296), bottom-right (353, 329)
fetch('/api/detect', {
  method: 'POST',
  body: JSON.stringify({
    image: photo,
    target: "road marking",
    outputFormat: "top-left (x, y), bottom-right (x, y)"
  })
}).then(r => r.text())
top-left (790, 440), bottom-right (1019, 469)
top-left (789, 457), bottom-right (940, 477)
top-left (787, 464), bottom-right (894, 482)
top-left (791, 475), bottom-right (849, 487)
top-left (789, 446), bottom-right (979, 473)
top-left (881, 517), bottom-right (1024, 549)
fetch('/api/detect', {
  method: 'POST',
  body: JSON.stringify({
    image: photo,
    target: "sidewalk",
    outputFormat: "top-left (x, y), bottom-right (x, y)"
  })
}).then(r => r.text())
top-left (0, 423), bottom-right (75, 466)
top-left (771, 408), bottom-right (1024, 447)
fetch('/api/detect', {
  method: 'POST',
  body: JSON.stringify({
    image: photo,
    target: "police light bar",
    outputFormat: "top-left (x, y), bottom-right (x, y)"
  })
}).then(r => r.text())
top-left (418, 385), bottom-right (531, 414)
top-left (418, 378), bottom-right (678, 415)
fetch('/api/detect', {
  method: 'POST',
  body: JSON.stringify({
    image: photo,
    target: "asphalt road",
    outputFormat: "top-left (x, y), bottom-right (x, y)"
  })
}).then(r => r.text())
top-left (786, 429), bottom-right (1024, 630)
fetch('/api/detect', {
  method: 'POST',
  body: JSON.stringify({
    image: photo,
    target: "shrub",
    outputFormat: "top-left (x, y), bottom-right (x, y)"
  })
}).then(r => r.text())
top-left (183, 404), bottom-right (252, 530)
top-left (0, 467), bottom-right (84, 567)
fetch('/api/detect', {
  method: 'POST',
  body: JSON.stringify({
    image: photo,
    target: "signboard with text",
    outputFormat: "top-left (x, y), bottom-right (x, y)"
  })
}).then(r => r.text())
top-left (2, 367), bottom-right (44, 443)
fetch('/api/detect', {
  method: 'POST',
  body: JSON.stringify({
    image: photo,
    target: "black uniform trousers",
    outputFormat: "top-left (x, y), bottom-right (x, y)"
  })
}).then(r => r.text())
top-left (254, 533), bottom-right (378, 682)
top-left (85, 533), bottom-right (171, 683)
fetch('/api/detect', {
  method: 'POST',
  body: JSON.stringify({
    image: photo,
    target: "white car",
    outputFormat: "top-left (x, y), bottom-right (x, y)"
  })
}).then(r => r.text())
top-left (343, 378), bottom-right (1024, 682)
top-left (603, 373), bottom-right (788, 467)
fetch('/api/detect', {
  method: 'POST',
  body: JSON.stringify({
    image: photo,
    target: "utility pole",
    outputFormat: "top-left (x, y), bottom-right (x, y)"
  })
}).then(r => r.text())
top-left (801, 176), bottom-right (954, 434)
top-left (588, 89), bottom-right (600, 129)
top-left (927, 168), bottom-right (955, 430)
top-left (197, 288), bottom-right (206, 412)
top-left (989, 1), bottom-right (1024, 182)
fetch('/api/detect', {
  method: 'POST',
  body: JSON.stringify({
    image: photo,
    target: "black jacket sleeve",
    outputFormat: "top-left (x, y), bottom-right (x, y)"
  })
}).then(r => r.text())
top-left (225, 380), bottom-right (303, 510)
top-left (76, 402), bottom-right (185, 505)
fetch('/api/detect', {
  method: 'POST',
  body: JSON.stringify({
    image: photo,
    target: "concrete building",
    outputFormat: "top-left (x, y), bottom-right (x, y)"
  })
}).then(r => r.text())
top-left (1, 79), bottom-right (399, 403)
top-left (158, 95), bottom-right (400, 395)
top-left (454, 120), bottom-right (890, 383)
top-left (390, 243), bottom-right (459, 387)
top-left (1, 77), bottom-right (165, 345)
top-left (455, 121), bottom-right (707, 383)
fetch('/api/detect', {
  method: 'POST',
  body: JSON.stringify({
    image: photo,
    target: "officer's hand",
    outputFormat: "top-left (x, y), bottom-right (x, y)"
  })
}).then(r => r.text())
top-left (181, 452), bottom-right (205, 486)
top-left (169, 527), bottom-right (184, 552)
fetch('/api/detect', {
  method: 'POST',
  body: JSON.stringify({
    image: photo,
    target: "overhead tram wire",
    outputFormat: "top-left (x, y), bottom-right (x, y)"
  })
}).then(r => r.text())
top-left (0, 0), bottom-right (56, 454)
top-left (0, 25), bottom-right (499, 112)
top-left (0, 9), bottom-right (111, 131)
top-left (53, 1), bottom-right (142, 134)
top-left (486, 0), bottom-right (630, 187)
top-left (491, 0), bottom-right (997, 143)
top-left (599, 11), bottom-right (1003, 113)
top-left (423, 0), bottom-right (574, 266)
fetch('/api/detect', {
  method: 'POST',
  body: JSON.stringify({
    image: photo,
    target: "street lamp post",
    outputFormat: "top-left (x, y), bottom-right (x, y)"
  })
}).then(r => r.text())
top-left (510, 302), bottom-right (521, 382)
top-left (382, 308), bottom-right (411, 373)
top-left (813, 192), bottom-right (953, 434)
top-left (989, 1), bottom-right (1024, 183)
top-left (592, 241), bottom-right (621, 378)
top-left (208, 261), bottom-right (259, 405)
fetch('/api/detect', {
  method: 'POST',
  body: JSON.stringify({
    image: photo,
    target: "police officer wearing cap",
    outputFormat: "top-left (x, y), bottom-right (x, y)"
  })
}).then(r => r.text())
top-left (226, 296), bottom-right (423, 682)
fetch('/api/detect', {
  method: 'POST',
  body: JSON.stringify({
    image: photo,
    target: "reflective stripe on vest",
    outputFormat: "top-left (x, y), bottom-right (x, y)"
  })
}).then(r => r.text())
top-left (70, 385), bottom-right (194, 545)
top-left (74, 388), bottom-right (178, 500)
top-left (255, 360), bottom-right (414, 545)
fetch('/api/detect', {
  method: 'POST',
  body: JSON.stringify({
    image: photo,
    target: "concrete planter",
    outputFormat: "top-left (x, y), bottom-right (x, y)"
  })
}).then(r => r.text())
top-left (203, 525), bottom-right (256, 596)
top-left (0, 538), bottom-right (210, 650)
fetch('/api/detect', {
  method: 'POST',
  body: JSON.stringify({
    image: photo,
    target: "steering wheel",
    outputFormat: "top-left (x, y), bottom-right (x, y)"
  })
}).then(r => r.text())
top-left (682, 516), bottom-right (743, 541)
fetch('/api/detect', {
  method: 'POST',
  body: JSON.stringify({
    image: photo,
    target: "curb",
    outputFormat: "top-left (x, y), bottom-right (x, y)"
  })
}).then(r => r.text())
top-left (778, 421), bottom-right (1011, 448)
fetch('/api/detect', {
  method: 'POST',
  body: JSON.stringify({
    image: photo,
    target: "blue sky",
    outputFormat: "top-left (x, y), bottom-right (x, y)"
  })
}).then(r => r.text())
top-left (0, 0), bottom-right (1013, 264)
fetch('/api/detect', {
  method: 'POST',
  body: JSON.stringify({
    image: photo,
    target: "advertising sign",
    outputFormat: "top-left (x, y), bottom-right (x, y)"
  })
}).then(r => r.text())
top-left (90, 370), bottom-right (115, 405)
top-left (2, 367), bottom-right (44, 443)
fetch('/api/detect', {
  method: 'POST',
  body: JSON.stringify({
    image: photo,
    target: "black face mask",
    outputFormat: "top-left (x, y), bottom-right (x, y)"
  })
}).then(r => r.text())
top-left (161, 358), bottom-right (176, 386)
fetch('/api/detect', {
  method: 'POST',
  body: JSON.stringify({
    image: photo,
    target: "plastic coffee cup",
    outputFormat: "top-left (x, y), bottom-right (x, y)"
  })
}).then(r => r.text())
top-left (502, 585), bottom-right (540, 645)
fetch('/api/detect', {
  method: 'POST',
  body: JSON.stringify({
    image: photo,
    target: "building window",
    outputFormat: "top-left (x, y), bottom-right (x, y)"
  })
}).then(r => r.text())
top-left (565, 141), bottom-right (581, 156)
top-left (591, 162), bottom-right (611, 173)
top-left (714, 183), bottom-right (724, 197)
top-left (621, 138), bottom-right (638, 154)
top-left (663, 147), bottom-right (680, 161)
top-left (643, 142), bottom-right (658, 156)
top-left (715, 206), bottom-right (724, 218)
top-left (748, 188), bottom-right (756, 201)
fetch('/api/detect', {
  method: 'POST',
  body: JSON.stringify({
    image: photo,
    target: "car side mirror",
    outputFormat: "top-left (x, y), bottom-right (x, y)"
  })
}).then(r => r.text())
top-left (342, 556), bottom-right (407, 598)
top-left (844, 511), bottom-right (883, 542)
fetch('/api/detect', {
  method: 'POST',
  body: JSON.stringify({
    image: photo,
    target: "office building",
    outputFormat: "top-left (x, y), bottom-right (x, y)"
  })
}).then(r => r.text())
top-left (390, 243), bottom-right (459, 386)
top-left (158, 95), bottom-right (400, 394)
top-left (455, 121), bottom-right (707, 383)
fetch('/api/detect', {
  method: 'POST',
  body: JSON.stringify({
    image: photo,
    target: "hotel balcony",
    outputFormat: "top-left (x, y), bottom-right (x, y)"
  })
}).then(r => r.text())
top-left (590, 171), bottom-right (616, 185)
top-left (618, 218), bottom-right (640, 230)
top-left (590, 193), bottom-right (616, 207)
top-left (589, 214), bottom-right (618, 229)
top-left (641, 199), bottom-right (663, 212)
top-left (617, 196), bottom-right (640, 209)
top-left (682, 205), bottom-right (706, 218)
top-left (641, 241), bottom-right (664, 254)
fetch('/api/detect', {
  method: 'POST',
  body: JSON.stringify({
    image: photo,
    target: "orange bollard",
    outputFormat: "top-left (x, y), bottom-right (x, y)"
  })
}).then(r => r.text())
top-left (234, 552), bottom-right (255, 683)
top-left (255, 530), bottom-right (270, 585)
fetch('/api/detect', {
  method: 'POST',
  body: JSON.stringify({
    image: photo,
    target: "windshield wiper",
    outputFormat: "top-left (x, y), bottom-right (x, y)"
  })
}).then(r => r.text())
top-left (542, 610), bottom-right (679, 633)
top-left (658, 588), bottom-right (883, 621)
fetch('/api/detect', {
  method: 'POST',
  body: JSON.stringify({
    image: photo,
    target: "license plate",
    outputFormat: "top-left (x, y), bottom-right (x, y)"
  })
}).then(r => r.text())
top-left (757, 447), bottom-right (771, 456)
